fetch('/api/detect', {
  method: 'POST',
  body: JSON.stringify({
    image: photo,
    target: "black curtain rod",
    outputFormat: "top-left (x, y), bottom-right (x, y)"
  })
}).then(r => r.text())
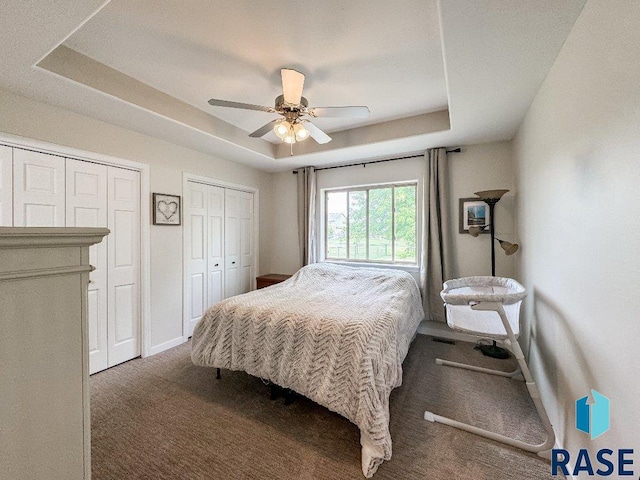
top-left (292, 148), bottom-right (461, 174)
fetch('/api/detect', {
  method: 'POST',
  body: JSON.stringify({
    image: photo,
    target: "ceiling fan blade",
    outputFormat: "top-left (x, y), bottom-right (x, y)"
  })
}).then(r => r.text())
top-left (249, 119), bottom-right (279, 138)
top-left (208, 98), bottom-right (274, 113)
top-left (308, 106), bottom-right (370, 118)
top-left (304, 121), bottom-right (332, 144)
top-left (281, 68), bottom-right (305, 105)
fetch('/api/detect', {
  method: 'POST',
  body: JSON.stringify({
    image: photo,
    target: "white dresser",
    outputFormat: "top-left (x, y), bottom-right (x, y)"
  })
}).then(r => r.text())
top-left (0, 227), bottom-right (109, 479)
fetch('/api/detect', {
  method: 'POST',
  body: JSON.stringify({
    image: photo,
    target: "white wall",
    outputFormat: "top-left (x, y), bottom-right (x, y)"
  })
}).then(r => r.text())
top-left (269, 141), bottom-right (516, 282)
top-left (0, 88), bottom-right (273, 353)
top-left (513, 0), bottom-right (640, 456)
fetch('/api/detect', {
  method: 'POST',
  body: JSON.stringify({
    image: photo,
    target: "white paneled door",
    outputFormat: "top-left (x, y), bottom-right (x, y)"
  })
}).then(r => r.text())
top-left (2, 142), bottom-right (143, 374)
top-left (239, 190), bottom-right (254, 294)
top-left (13, 149), bottom-right (66, 226)
top-left (207, 186), bottom-right (225, 317)
top-left (184, 180), bottom-right (253, 338)
top-left (225, 188), bottom-right (254, 297)
top-left (66, 159), bottom-right (109, 374)
top-left (107, 167), bottom-right (141, 368)
top-left (185, 182), bottom-right (208, 337)
top-left (0, 146), bottom-right (12, 226)
top-left (224, 189), bottom-right (241, 298)
top-left (184, 182), bottom-right (226, 337)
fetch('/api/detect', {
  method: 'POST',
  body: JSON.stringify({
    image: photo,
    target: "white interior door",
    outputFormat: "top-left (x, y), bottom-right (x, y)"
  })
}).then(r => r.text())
top-left (0, 146), bottom-right (12, 226)
top-left (207, 186), bottom-right (225, 308)
top-left (13, 149), bottom-right (65, 226)
top-left (66, 159), bottom-right (109, 374)
top-left (239, 191), bottom-right (254, 293)
top-left (184, 182), bottom-right (208, 337)
top-left (224, 189), bottom-right (241, 297)
top-left (107, 167), bottom-right (141, 367)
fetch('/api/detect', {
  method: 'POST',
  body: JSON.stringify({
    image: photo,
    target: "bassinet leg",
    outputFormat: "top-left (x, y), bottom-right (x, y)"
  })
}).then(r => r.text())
top-left (426, 302), bottom-right (555, 457)
top-left (216, 368), bottom-right (221, 380)
top-left (435, 358), bottom-right (524, 380)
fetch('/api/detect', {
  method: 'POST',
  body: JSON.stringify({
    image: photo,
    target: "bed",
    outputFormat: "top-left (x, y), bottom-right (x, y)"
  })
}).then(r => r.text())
top-left (191, 262), bottom-right (424, 477)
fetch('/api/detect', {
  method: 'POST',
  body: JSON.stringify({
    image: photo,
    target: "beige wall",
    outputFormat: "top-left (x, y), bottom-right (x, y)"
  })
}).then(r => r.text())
top-left (513, 0), bottom-right (640, 455)
top-left (0, 88), bottom-right (273, 352)
top-left (269, 141), bottom-right (516, 286)
top-left (448, 141), bottom-right (516, 278)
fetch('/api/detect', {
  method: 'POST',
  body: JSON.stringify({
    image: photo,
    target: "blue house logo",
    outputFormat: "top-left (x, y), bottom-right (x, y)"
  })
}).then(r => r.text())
top-left (576, 390), bottom-right (610, 439)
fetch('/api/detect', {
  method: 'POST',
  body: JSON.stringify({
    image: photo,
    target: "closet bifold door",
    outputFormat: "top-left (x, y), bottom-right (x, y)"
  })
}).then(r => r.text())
top-left (66, 159), bottom-right (109, 374)
top-left (13, 148), bottom-right (66, 226)
top-left (107, 167), bottom-right (141, 367)
top-left (239, 191), bottom-right (254, 294)
top-left (0, 146), bottom-right (12, 226)
top-left (207, 186), bottom-right (225, 313)
top-left (185, 181), bottom-right (208, 337)
top-left (184, 182), bottom-right (225, 337)
top-left (224, 189), bottom-right (241, 298)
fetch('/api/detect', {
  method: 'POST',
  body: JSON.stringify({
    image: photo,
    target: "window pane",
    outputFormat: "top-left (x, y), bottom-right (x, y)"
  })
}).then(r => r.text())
top-left (394, 186), bottom-right (416, 263)
top-left (348, 190), bottom-right (367, 259)
top-left (326, 191), bottom-right (347, 259)
top-left (368, 188), bottom-right (393, 262)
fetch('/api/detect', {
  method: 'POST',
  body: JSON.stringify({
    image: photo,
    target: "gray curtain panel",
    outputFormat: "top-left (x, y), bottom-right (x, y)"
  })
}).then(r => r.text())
top-left (420, 148), bottom-right (452, 322)
top-left (297, 166), bottom-right (317, 266)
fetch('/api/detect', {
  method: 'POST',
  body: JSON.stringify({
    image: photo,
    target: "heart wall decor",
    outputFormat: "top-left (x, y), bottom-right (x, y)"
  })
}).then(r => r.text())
top-left (153, 193), bottom-right (181, 225)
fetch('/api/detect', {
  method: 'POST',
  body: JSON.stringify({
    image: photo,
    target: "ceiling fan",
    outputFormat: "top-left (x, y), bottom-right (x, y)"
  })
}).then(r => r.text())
top-left (208, 68), bottom-right (370, 150)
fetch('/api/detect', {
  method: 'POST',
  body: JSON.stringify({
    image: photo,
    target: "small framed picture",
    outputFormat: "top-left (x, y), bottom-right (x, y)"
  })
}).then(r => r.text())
top-left (459, 197), bottom-right (490, 234)
top-left (153, 193), bottom-right (181, 225)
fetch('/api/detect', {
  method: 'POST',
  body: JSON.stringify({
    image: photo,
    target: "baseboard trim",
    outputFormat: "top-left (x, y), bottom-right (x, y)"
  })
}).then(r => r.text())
top-left (149, 336), bottom-right (186, 356)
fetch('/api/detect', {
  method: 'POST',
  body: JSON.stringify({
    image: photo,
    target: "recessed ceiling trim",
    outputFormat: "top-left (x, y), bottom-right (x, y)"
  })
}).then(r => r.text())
top-left (274, 110), bottom-right (450, 158)
top-left (37, 45), bottom-right (277, 158)
top-left (33, 0), bottom-right (113, 67)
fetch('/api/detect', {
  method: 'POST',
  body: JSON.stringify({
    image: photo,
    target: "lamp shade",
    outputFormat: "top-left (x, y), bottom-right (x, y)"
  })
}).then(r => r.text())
top-left (497, 239), bottom-right (519, 255)
top-left (474, 189), bottom-right (509, 201)
top-left (468, 226), bottom-right (483, 237)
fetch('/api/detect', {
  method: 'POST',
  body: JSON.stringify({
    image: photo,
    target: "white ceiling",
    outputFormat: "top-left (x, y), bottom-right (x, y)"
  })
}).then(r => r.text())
top-left (64, 0), bottom-right (448, 138)
top-left (0, 0), bottom-right (587, 172)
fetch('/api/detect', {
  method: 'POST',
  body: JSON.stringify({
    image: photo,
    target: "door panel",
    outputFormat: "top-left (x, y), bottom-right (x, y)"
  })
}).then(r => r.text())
top-left (107, 167), bottom-right (140, 367)
top-left (66, 159), bottom-right (108, 374)
top-left (13, 149), bottom-right (65, 226)
top-left (0, 146), bottom-right (12, 226)
top-left (184, 182), bottom-right (208, 337)
top-left (207, 186), bottom-right (225, 307)
top-left (185, 182), bottom-right (226, 337)
top-left (239, 191), bottom-right (254, 293)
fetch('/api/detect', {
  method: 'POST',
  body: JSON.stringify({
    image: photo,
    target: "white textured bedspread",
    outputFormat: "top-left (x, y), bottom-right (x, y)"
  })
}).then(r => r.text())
top-left (191, 263), bottom-right (424, 477)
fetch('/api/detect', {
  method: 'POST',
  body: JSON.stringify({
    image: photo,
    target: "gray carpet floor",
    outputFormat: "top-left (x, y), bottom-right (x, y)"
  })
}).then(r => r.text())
top-left (91, 334), bottom-right (560, 479)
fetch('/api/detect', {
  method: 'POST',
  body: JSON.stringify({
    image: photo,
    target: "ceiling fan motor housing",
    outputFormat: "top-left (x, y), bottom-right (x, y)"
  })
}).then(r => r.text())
top-left (275, 94), bottom-right (308, 121)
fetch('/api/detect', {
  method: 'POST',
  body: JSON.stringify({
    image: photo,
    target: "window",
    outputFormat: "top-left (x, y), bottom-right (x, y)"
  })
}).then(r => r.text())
top-left (324, 183), bottom-right (417, 265)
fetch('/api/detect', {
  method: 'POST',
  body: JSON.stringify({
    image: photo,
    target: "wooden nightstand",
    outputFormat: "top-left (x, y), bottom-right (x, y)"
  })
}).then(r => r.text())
top-left (256, 273), bottom-right (292, 289)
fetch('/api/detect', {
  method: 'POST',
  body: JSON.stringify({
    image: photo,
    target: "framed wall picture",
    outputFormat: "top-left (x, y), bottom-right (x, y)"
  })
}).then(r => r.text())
top-left (459, 197), bottom-right (490, 234)
top-left (153, 193), bottom-right (181, 225)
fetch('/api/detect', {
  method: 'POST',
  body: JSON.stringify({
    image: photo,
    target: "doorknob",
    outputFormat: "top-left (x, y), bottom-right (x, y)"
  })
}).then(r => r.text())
top-left (214, 263), bottom-right (219, 267)
top-left (232, 261), bottom-right (236, 264)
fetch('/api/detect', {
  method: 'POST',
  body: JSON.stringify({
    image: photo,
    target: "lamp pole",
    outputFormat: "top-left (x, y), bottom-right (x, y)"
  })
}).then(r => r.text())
top-left (474, 190), bottom-right (510, 360)
top-left (485, 198), bottom-right (499, 277)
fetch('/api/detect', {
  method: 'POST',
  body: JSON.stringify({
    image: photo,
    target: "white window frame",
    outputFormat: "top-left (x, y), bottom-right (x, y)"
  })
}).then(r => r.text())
top-left (321, 181), bottom-right (419, 269)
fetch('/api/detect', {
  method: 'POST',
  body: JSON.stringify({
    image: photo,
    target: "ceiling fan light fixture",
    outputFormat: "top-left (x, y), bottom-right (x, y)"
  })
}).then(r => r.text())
top-left (283, 132), bottom-right (296, 144)
top-left (274, 120), bottom-right (289, 139)
top-left (293, 122), bottom-right (310, 142)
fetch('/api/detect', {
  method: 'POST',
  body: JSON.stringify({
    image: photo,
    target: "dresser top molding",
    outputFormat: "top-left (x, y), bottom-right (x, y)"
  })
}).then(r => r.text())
top-left (0, 227), bottom-right (110, 248)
